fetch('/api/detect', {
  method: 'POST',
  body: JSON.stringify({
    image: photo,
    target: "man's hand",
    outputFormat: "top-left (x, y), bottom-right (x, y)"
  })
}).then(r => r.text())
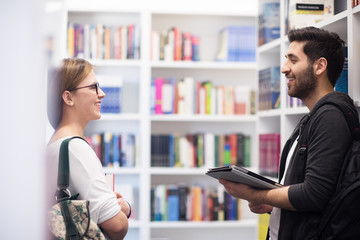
top-left (248, 202), bottom-right (273, 214)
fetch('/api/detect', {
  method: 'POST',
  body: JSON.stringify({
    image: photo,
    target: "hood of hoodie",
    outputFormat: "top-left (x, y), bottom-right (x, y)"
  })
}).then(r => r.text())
top-left (310, 91), bottom-right (360, 140)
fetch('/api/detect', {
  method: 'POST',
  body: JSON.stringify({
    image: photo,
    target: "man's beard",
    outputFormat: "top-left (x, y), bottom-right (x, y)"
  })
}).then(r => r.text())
top-left (288, 64), bottom-right (317, 100)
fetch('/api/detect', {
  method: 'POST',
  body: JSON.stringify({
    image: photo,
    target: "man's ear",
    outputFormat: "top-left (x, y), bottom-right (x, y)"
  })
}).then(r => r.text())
top-left (314, 57), bottom-right (327, 76)
top-left (62, 91), bottom-right (74, 106)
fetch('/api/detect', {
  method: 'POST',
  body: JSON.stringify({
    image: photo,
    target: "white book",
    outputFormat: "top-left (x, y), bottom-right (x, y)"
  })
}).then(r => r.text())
top-left (184, 77), bottom-right (194, 115)
top-left (205, 133), bottom-right (215, 168)
top-left (164, 30), bottom-right (174, 61)
top-left (215, 28), bottom-right (228, 61)
top-left (90, 25), bottom-right (97, 59)
top-left (177, 80), bottom-right (185, 114)
top-left (216, 86), bottom-right (224, 115)
top-left (161, 81), bottom-right (173, 114)
top-left (234, 86), bottom-right (250, 115)
top-left (151, 30), bottom-right (160, 61)
top-left (120, 26), bottom-right (127, 60)
top-left (179, 136), bottom-right (189, 168)
top-left (83, 24), bottom-right (90, 59)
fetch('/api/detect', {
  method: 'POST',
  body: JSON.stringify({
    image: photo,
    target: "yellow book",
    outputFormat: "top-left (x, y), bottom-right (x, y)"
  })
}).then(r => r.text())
top-left (67, 23), bottom-right (74, 57)
top-left (258, 213), bottom-right (270, 240)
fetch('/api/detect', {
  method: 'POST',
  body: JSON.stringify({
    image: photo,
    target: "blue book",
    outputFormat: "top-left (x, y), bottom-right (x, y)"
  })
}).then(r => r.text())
top-left (335, 47), bottom-right (348, 94)
top-left (100, 86), bottom-right (122, 113)
top-left (103, 132), bottom-right (112, 167)
top-left (167, 187), bottom-right (179, 221)
top-left (112, 134), bottom-right (120, 167)
top-left (169, 135), bottom-right (175, 167)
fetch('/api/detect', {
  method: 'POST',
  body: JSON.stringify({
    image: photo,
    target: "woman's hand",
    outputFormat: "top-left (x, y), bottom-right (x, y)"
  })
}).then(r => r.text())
top-left (115, 192), bottom-right (131, 218)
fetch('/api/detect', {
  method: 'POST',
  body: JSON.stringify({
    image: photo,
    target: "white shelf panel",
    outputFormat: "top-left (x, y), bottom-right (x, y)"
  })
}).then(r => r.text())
top-left (88, 59), bottom-right (142, 67)
top-left (150, 219), bottom-right (257, 229)
top-left (150, 115), bottom-right (258, 122)
top-left (316, 10), bottom-right (348, 28)
top-left (283, 107), bottom-right (309, 116)
top-left (100, 113), bottom-right (142, 121)
top-left (150, 167), bottom-right (208, 175)
top-left (150, 61), bottom-right (257, 70)
top-left (128, 220), bottom-right (141, 228)
top-left (353, 5), bottom-right (360, 14)
top-left (258, 109), bottom-right (281, 118)
top-left (258, 38), bottom-right (281, 54)
top-left (103, 167), bottom-right (141, 175)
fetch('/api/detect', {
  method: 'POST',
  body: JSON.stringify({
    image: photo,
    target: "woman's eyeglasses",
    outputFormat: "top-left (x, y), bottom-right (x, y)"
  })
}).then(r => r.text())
top-left (68, 82), bottom-right (100, 95)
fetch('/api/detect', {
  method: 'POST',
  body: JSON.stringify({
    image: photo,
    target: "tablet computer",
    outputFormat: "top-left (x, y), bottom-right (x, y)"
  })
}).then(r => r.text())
top-left (206, 165), bottom-right (282, 189)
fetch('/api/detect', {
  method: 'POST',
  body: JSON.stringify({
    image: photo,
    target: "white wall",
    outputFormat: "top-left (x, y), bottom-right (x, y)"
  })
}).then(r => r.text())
top-left (0, 0), bottom-right (46, 239)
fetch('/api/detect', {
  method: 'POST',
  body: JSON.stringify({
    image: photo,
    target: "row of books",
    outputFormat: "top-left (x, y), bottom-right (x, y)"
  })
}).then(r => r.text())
top-left (151, 133), bottom-right (251, 168)
top-left (215, 26), bottom-right (256, 62)
top-left (85, 133), bottom-right (138, 168)
top-left (67, 23), bottom-right (140, 60)
top-left (287, 95), bottom-right (305, 108)
top-left (258, 66), bottom-right (280, 111)
top-left (151, 28), bottom-right (200, 61)
top-left (258, 0), bottom-right (280, 46)
top-left (151, 184), bottom-right (242, 222)
top-left (259, 133), bottom-right (281, 178)
top-left (150, 77), bottom-right (256, 115)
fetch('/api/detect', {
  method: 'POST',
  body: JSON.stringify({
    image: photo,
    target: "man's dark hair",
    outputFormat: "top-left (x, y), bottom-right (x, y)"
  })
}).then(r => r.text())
top-left (288, 26), bottom-right (345, 87)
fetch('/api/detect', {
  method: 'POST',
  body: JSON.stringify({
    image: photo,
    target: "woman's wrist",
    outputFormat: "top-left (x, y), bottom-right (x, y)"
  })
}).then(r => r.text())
top-left (126, 201), bottom-right (131, 219)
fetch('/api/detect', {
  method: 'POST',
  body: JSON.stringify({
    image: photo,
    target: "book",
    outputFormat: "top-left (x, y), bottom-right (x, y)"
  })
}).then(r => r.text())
top-left (206, 165), bottom-right (282, 189)
top-left (288, 0), bottom-right (334, 30)
top-left (105, 174), bottom-right (115, 191)
top-left (97, 75), bottom-right (123, 114)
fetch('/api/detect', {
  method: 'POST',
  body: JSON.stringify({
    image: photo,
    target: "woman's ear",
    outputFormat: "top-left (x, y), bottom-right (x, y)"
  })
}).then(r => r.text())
top-left (314, 57), bottom-right (328, 76)
top-left (62, 91), bottom-right (74, 106)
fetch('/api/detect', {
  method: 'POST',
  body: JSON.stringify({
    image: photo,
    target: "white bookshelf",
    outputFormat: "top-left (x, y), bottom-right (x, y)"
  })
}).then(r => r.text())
top-left (59, 0), bottom-right (360, 239)
top-left (61, 1), bottom-right (259, 240)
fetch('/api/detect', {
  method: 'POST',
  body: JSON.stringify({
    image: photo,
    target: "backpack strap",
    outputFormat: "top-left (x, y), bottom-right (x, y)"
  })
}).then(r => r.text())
top-left (278, 114), bottom-right (311, 182)
top-left (55, 136), bottom-right (87, 202)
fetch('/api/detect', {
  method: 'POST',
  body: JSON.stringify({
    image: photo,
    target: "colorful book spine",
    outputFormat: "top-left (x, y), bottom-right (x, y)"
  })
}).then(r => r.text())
top-left (151, 184), bottom-right (241, 222)
top-left (151, 133), bottom-right (251, 168)
top-left (67, 23), bottom-right (140, 60)
top-left (86, 132), bottom-right (138, 168)
top-left (150, 77), bottom-right (255, 116)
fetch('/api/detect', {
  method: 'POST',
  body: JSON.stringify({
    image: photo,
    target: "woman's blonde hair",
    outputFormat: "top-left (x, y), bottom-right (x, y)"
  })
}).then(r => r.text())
top-left (47, 58), bottom-right (94, 129)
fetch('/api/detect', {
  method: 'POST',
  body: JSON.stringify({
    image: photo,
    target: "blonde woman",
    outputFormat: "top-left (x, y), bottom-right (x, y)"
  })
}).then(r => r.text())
top-left (47, 58), bottom-right (130, 239)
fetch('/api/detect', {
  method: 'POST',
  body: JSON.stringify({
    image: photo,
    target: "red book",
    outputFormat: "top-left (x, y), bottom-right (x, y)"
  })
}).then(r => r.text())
top-left (182, 32), bottom-right (192, 61)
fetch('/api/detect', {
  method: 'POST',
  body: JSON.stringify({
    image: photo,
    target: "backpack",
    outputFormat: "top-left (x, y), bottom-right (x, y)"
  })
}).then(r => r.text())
top-left (304, 99), bottom-right (360, 239)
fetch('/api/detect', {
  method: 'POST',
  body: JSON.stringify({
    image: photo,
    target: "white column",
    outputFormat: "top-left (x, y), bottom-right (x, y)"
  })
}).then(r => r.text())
top-left (0, 0), bottom-right (46, 239)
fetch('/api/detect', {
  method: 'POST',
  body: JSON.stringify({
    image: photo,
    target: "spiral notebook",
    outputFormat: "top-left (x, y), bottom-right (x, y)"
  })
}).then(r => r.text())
top-left (206, 165), bottom-right (282, 189)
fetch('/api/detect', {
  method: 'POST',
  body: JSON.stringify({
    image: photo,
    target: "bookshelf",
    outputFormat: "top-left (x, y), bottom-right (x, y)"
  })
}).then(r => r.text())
top-left (60, 1), bottom-right (259, 240)
top-left (58, 1), bottom-right (360, 239)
